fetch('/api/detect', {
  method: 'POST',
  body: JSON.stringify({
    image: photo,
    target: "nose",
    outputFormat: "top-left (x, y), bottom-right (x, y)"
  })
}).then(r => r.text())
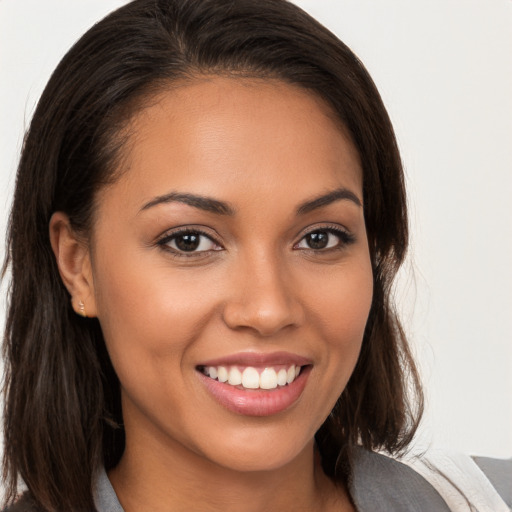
top-left (221, 252), bottom-right (304, 337)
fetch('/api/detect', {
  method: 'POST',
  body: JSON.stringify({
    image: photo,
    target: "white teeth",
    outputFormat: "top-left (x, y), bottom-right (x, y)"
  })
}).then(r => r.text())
top-left (217, 366), bottom-right (228, 382)
top-left (242, 367), bottom-right (260, 389)
top-left (228, 367), bottom-right (242, 386)
top-left (203, 364), bottom-right (303, 389)
top-left (277, 368), bottom-right (287, 386)
top-left (260, 368), bottom-right (278, 389)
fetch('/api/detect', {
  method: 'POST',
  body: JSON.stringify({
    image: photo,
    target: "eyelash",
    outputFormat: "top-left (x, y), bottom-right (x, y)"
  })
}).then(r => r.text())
top-left (157, 227), bottom-right (221, 259)
top-left (156, 225), bottom-right (355, 258)
top-left (294, 225), bottom-right (356, 252)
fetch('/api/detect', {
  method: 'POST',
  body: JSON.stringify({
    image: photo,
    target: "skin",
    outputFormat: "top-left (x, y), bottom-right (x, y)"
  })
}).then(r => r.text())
top-left (50, 77), bottom-right (373, 512)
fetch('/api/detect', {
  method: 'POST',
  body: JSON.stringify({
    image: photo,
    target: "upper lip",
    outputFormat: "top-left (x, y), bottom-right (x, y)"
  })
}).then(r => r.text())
top-left (197, 351), bottom-right (312, 368)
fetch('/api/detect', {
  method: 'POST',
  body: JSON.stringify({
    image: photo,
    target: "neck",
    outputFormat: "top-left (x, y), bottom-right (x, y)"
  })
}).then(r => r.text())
top-left (109, 426), bottom-right (351, 512)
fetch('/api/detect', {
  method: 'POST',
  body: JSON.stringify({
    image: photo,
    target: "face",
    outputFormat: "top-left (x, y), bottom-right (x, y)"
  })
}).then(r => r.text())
top-left (87, 77), bottom-right (373, 472)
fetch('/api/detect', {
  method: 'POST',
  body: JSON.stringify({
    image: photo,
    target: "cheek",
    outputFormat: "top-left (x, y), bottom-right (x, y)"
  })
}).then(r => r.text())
top-left (91, 247), bottom-right (218, 374)
top-left (307, 256), bottom-right (373, 394)
top-left (309, 257), bottom-right (373, 344)
top-left (91, 256), bottom-right (219, 433)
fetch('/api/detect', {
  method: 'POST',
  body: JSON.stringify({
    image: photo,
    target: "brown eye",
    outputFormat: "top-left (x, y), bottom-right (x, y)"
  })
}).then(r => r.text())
top-left (295, 228), bottom-right (355, 251)
top-left (304, 231), bottom-right (329, 249)
top-left (163, 231), bottom-right (220, 253)
top-left (174, 233), bottom-right (201, 251)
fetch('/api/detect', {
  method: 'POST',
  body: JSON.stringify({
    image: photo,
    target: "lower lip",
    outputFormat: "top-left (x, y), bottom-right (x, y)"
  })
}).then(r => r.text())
top-left (198, 366), bottom-right (311, 417)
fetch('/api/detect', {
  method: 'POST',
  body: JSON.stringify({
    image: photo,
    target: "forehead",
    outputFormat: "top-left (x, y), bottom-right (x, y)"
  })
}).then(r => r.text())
top-left (103, 77), bottom-right (362, 213)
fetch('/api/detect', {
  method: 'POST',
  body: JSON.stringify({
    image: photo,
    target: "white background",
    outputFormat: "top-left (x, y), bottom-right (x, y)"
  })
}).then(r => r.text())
top-left (1, 0), bottom-right (511, 460)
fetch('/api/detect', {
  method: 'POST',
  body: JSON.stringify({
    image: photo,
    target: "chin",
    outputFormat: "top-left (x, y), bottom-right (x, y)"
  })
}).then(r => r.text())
top-left (196, 426), bottom-right (314, 474)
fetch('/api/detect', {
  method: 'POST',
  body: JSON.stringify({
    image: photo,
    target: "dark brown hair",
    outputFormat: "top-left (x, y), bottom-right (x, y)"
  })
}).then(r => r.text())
top-left (2, 0), bottom-right (422, 510)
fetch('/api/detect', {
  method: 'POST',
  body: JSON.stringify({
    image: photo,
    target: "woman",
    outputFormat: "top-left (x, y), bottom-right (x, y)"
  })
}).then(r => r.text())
top-left (2, 1), bottom-right (509, 511)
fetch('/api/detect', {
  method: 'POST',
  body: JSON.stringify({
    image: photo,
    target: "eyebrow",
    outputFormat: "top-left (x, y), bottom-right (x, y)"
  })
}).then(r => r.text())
top-left (296, 187), bottom-right (362, 215)
top-left (140, 192), bottom-right (236, 215)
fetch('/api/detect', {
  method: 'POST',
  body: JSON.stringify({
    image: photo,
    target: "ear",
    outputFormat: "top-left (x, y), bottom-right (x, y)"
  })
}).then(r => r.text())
top-left (49, 212), bottom-right (97, 318)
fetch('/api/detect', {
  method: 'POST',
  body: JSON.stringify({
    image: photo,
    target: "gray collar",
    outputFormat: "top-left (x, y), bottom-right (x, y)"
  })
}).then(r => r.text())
top-left (94, 468), bottom-right (124, 512)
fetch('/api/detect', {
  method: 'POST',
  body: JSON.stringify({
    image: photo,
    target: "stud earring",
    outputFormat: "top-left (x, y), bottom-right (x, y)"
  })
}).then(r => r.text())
top-left (78, 300), bottom-right (87, 318)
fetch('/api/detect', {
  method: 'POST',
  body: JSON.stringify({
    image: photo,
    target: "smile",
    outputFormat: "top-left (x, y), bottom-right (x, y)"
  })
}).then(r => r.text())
top-left (199, 364), bottom-right (302, 390)
top-left (196, 353), bottom-right (312, 416)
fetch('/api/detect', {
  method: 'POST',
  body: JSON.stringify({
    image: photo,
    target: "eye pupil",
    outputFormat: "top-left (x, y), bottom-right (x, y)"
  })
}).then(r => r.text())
top-left (175, 233), bottom-right (200, 251)
top-left (306, 231), bottom-right (328, 249)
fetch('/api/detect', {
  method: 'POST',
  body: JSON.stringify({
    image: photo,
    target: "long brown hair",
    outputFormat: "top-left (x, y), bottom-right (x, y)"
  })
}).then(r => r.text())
top-left (2, 0), bottom-right (422, 510)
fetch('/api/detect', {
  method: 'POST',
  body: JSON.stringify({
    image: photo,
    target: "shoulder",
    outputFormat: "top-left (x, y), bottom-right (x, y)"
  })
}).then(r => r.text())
top-left (473, 455), bottom-right (512, 508)
top-left (349, 447), bottom-right (512, 512)
top-left (349, 447), bottom-right (451, 512)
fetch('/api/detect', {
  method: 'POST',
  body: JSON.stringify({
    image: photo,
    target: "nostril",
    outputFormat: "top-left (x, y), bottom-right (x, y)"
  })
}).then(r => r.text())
top-left (221, 300), bottom-right (303, 337)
